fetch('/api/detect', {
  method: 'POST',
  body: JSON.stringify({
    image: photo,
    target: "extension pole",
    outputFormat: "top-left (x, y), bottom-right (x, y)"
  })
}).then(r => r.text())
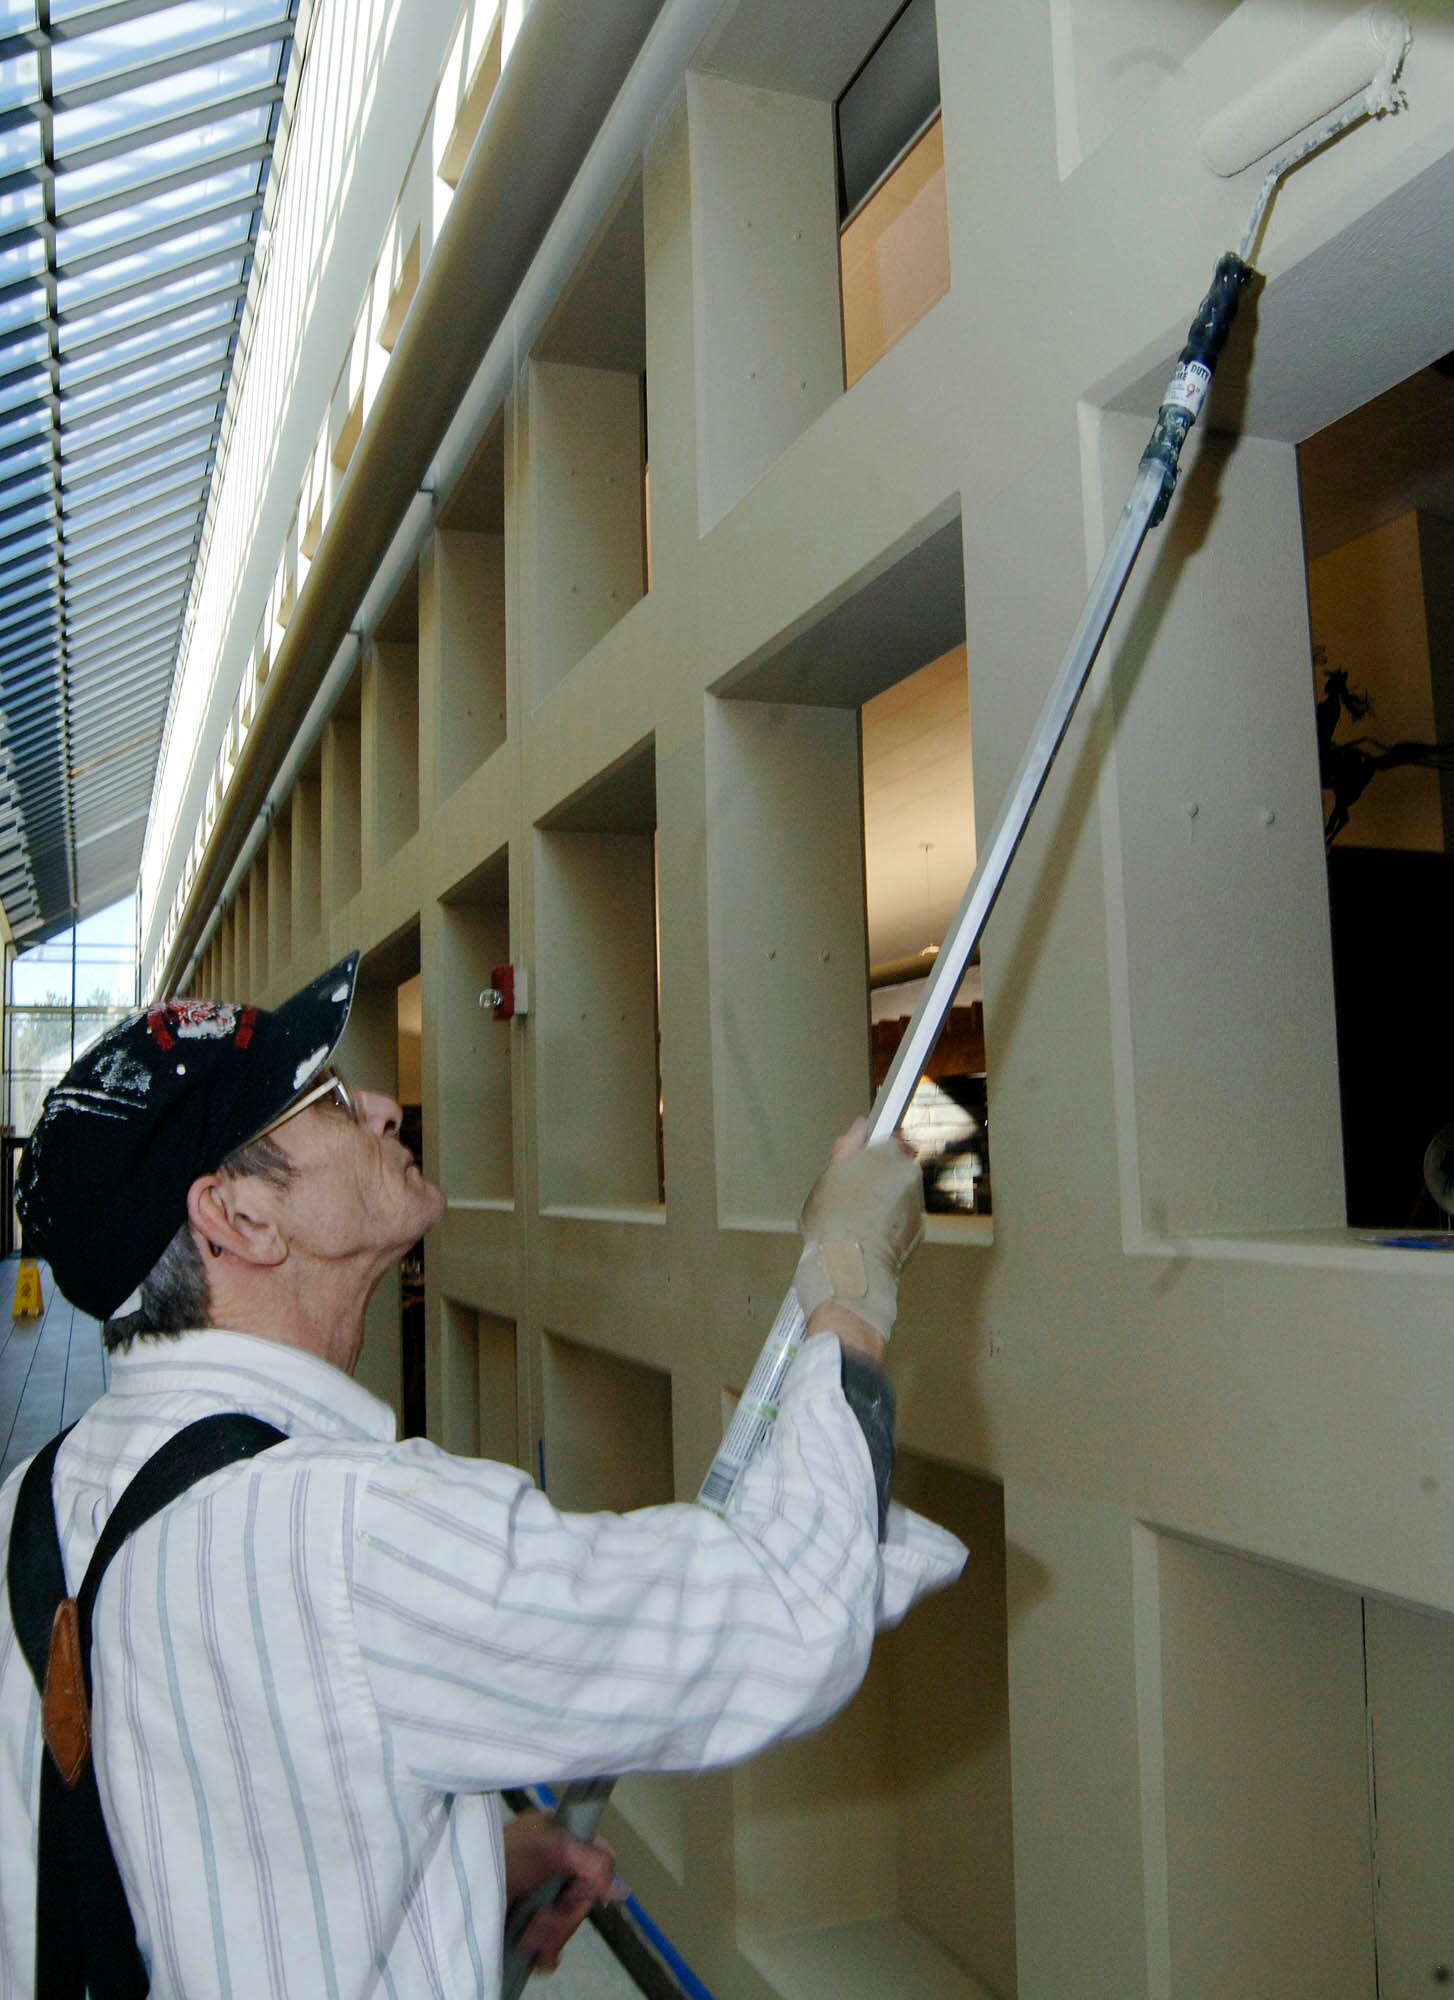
top-left (500, 253), bottom-right (1249, 1997)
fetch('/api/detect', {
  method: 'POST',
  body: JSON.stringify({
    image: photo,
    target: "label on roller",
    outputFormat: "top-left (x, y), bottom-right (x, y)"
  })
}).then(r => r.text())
top-left (1164, 359), bottom-right (1212, 418)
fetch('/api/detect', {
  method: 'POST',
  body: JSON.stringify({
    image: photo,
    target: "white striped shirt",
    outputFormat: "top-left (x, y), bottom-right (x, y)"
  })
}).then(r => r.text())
top-left (0, 1329), bottom-right (965, 1998)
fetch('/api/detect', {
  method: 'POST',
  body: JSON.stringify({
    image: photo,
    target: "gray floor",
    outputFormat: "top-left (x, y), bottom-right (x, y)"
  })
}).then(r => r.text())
top-left (0, 1257), bottom-right (649, 1995)
top-left (1, 1256), bottom-right (107, 1485)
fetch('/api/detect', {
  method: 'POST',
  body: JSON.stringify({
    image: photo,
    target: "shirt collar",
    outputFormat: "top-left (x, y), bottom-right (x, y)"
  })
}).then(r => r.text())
top-left (107, 1329), bottom-right (397, 1444)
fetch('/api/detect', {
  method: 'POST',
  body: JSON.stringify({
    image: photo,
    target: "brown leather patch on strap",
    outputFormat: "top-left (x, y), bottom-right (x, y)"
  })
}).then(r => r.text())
top-left (42, 1598), bottom-right (91, 1788)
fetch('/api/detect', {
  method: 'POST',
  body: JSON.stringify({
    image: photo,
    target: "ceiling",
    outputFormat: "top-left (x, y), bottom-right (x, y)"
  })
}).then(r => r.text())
top-left (0, 0), bottom-right (302, 945)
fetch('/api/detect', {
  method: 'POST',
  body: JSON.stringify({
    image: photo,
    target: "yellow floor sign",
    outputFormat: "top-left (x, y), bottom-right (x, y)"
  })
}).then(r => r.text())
top-left (12, 1258), bottom-right (43, 1319)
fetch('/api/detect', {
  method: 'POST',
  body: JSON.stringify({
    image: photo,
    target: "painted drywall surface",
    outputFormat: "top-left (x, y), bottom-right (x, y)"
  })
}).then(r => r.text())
top-left (1157, 1536), bottom-right (1377, 1997)
top-left (183, 2), bottom-right (1454, 1995)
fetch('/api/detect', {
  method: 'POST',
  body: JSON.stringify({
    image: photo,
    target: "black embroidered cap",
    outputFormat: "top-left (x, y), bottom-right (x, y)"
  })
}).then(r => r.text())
top-left (15, 953), bottom-right (359, 1319)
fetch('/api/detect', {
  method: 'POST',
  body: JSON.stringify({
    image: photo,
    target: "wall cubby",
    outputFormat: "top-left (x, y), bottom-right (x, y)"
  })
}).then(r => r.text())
top-left (1156, 1535), bottom-right (1375, 1997)
top-left (1099, 412), bottom-right (1344, 1239)
top-left (433, 417), bottom-right (507, 801)
top-left (535, 740), bottom-right (663, 1213)
top-left (322, 675), bottom-right (363, 909)
top-left (267, 811), bottom-right (292, 976)
top-left (1049, 0), bottom-right (1235, 178)
top-left (708, 508), bottom-right (985, 1221)
top-left (538, 1326), bottom-right (675, 1506)
top-left (436, 848), bottom-right (513, 1205)
top-left (218, 902), bottom-right (237, 998)
top-left (290, 758), bottom-right (323, 947)
top-left (735, 1452), bottom-right (1013, 2000)
top-left (439, 1298), bottom-right (519, 1466)
top-left (540, 1329), bottom-right (683, 1880)
top-left (688, 70), bottom-right (840, 531)
top-left (248, 856), bottom-right (268, 993)
top-left (529, 173), bottom-right (648, 701)
top-left (1298, 368), bottom-right (1454, 1229)
top-left (840, 114), bottom-right (949, 391)
top-left (365, 566), bottom-right (421, 866)
top-left (1153, 1534), bottom-right (1454, 1996)
top-left (437, 1), bottom-right (504, 190)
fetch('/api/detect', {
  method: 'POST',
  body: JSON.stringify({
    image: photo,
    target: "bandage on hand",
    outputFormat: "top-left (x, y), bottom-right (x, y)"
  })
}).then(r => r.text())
top-left (794, 1135), bottom-right (924, 1341)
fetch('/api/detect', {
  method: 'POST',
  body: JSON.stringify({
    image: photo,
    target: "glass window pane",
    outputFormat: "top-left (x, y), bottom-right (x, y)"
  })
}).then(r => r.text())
top-left (66, 458), bottom-right (209, 529)
top-left (51, 4), bottom-right (290, 93)
top-left (62, 434), bottom-right (213, 510)
top-left (0, 123), bottom-right (41, 175)
top-left (0, 285), bottom-right (47, 338)
top-left (63, 256), bottom-right (244, 344)
top-left (52, 47), bottom-right (283, 157)
top-left (55, 103), bottom-right (272, 208)
top-left (0, 237), bottom-right (46, 289)
top-left (63, 335), bottom-right (231, 421)
top-left (0, 48), bottom-right (38, 116)
top-left (0, 402), bottom-right (50, 451)
top-left (9, 938), bottom-right (74, 1007)
top-left (57, 161), bottom-right (261, 260)
top-left (59, 295), bottom-right (236, 386)
top-left (58, 218), bottom-right (252, 312)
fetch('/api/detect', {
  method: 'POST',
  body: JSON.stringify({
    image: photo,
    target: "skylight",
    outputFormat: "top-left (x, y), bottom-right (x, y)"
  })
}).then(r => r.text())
top-left (0, 0), bottom-right (300, 941)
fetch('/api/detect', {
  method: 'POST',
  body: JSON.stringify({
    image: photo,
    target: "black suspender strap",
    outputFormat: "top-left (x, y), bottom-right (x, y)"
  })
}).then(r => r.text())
top-left (6, 1412), bottom-right (287, 2000)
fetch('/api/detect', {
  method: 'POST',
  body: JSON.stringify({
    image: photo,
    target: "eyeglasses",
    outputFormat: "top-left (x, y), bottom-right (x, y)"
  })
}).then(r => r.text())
top-left (255, 1067), bottom-right (358, 1143)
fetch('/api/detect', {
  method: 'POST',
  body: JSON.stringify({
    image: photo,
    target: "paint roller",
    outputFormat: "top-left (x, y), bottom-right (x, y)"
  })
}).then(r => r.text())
top-left (1202, 4), bottom-right (1412, 177)
top-left (501, 11), bottom-right (1415, 1990)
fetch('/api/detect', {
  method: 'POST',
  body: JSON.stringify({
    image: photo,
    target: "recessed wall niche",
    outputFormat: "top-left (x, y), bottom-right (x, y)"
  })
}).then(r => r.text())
top-left (735, 1453), bottom-right (1013, 2000)
top-left (1097, 407), bottom-right (1344, 1240)
top-left (837, 0), bottom-right (950, 390)
top-left (1049, 0), bottom-right (1236, 177)
top-left (365, 565), bottom-right (421, 866)
top-left (689, 0), bottom-right (929, 526)
top-left (439, 1299), bottom-right (518, 1466)
top-left (528, 173), bottom-right (648, 703)
top-left (322, 669), bottom-right (363, 909)
top-left (433, 417), bottom-right (507, 801)
top-left (266, 810), bottom-right (292, 977)
top-left (290, 751), bottom-right (323, 946)
top-left (538, 1326), bottom-right (674, 1509)
top-left (436, 847), bottom-right (513, 1205)
top-left (539, 1328), bottom-right (683, 1881)
top-left (1298, 364), bottom-right (1454, 1230)
top-left (707, 505), bottom-right (987, 1222)
top-left (1153, 1536), bottom-right (1454, 1994)
top-left (248, 853), bottom-right (268, 992)
top-left (534, 739), bottom-right (663, 1214)
top-left (840, 114), bottom-right (949, 391)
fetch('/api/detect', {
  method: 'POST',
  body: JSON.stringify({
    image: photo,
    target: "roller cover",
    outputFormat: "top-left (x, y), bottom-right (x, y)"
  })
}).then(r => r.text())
top-left (1200, 4), bottom-right (1411, 175)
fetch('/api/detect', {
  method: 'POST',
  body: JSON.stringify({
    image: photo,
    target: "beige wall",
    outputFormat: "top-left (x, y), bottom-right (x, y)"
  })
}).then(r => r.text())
top-left (173, 2), bottom-right (1454, 1994)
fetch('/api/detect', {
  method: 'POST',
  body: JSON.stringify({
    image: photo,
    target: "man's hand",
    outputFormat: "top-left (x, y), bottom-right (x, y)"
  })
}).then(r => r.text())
top-left (503, 1810), bottom-right (627, 1974)
top-left (798, 1118), bottom-right (923, 1365)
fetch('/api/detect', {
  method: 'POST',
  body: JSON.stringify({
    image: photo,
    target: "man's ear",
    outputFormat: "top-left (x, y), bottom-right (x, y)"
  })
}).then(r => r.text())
top-left (186, 1173), bottom-right (288, 1270)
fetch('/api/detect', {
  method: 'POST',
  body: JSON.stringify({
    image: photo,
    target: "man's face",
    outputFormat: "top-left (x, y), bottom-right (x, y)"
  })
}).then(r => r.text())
top-left (263, 1080), bottom-right (445, 1278)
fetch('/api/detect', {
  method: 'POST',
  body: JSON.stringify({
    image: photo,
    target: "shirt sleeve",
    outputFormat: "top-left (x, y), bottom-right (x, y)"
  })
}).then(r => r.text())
top-left (349, 1334), bottom-right (964, 1793)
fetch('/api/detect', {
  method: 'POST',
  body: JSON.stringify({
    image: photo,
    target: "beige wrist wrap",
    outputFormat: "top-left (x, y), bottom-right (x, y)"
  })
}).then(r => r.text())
top-left (794, 1141), bottom-right (924, 1340)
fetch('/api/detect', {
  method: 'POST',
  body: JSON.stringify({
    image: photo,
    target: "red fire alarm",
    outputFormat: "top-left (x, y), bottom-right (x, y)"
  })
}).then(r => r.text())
top-left (480, 965), bottom-right (529, 1020)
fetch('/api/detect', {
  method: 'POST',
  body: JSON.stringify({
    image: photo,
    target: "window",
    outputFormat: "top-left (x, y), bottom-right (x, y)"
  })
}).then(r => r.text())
top-left (5, 895), bottom-right (139, 1139)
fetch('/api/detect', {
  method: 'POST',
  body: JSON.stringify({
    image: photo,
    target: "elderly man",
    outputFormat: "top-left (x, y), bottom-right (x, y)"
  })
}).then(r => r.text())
top-left (1, 953), bottom-right (963, 1999)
